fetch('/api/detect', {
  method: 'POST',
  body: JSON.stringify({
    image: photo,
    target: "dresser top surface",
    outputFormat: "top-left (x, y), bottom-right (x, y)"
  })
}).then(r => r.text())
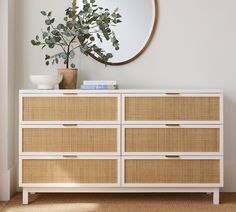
top-left (19, 89), bottom-right (223, 94)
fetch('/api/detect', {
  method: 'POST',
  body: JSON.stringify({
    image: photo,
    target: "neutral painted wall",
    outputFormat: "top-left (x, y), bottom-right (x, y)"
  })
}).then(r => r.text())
top-left (0, 0), bottom-right (16, 200)
top-left (15, 0), bottom-right (236, 191)
top-left (0, 0), bottom-right (9, 172)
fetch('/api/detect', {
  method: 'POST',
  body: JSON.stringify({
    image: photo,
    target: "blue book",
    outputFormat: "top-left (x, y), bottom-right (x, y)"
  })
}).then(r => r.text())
top-left (83, 80), bottom-right (117, 85)
top-left (80, 84), bottom-right (119, 90)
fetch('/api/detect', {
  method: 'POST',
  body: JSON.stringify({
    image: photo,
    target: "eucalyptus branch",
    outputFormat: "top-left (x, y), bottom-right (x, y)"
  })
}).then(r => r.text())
top-left (31, 0), bottom-right (122, 68)
top-left (69, 45), bottom-right (82, 53)
top-left (48, 17), bottom-right (69, 46)
top-left (47, 28), bottom-right (67, 54)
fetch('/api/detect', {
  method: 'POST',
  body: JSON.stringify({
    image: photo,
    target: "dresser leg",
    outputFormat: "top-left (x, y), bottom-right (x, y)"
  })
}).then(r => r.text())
top-left (213, 189), bottom-right (219, 205)
top-left (23, 189), bottom-right (29, 205)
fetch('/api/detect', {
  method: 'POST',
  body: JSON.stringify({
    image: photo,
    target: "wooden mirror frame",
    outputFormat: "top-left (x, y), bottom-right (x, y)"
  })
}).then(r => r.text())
top-left (88, 0), bottom-right (158, 66)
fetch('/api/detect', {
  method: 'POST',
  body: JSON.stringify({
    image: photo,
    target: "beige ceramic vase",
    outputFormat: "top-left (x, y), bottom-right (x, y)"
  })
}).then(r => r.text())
top-left (58, 68), bottom-right (78, 89)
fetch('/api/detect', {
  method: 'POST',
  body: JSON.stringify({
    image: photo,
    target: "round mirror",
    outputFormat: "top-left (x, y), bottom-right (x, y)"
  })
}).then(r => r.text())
top-left (77, 0), bottom-right (158, 65)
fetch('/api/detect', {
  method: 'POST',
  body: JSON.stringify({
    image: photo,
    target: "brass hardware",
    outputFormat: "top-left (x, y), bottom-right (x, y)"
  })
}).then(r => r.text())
top-left (165, 155), bottom-right (180, 158)
top-left (63, 93), bottom-right (78, 95)
top-left (62, 155), bottom-right (78, 158)
top-left (63, 124), bottom-right (78, 127)
top-left (166, 124), bottom-right (180, 127)
top-left (165, 93), bottom-right (180, 95)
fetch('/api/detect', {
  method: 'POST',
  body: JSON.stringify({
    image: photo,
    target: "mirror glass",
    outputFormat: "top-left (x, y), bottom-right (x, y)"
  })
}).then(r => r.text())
top-left (77, 0), bottom-right (157, 65)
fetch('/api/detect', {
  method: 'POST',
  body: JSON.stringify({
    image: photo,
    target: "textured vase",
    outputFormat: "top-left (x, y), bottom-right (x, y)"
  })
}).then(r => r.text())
top-left (58, 68), bottom-right (78, 89)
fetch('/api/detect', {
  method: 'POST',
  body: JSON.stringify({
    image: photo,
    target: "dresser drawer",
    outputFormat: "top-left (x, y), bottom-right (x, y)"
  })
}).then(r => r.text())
top-left (123, 125), bottom-right (222, 155)
top-left (123, 94), bottom-right (222, 123)
top-left (123, 156), bottom-right (222, 187)
top-left (20, 125), bottom-right (120, 155)
top-left (20, 156), bottom-right (120, 186)
top-left (21, 94), bottom-right (120, 123)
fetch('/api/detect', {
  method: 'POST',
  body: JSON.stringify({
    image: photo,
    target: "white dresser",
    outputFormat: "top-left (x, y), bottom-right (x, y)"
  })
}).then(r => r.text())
top-left (19, 89), bottom-right (223, 204)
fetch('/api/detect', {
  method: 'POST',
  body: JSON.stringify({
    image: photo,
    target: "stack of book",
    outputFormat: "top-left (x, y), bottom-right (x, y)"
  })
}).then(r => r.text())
top-left (80, 81), bottom-right (119, 90)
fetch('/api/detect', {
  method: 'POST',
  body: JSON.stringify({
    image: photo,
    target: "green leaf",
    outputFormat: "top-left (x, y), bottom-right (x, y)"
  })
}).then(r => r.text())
top-left (51, 30), bottom-right (59, 35)
top-left (45, 19), bottom-right (51, 25)
top-left (71, 63), bottom-right (75, 68)
top-left (54, 36), bottom-right (61, 42)
top-left (116, 13), bottom-right (122, 18)
top-left (40, 11), bottom-right (47, 16)
top-left (31, 40), bottom-right (40, 46)
top-left (45, 54), bottom-right (50, 60)
top-left (42, 32), bottom-right (48, 39)
top-left (106, 53), bottom-right (113, 58)
top-left (48, 43), bottom-right (55, 48)
top-left (96, 33), bottom-right (102, 42)
top-left (45, 61), bottom-right (49, 66)
top-left (90, 36), bottom-right (95, 41)
top-left (48, 11), bottom-right (52, 16)
top-left (31, 40), bottom-right (36, 45)
top-left (50, 18), bottom-right (55, 24)
top-left (61, 53), bottom-right (67, 59)
top-left (57, 24), bottom-right (64, 30)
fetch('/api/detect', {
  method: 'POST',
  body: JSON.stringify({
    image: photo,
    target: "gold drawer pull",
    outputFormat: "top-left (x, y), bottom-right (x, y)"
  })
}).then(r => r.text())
top-left (166, 124), bottom-right (180, 127)
top-left (165, 155), bottom-right (180, 158)
top-left (63, 124), bottom-right (78, 127)
top-left (63, 93), bottom-right (78, 95)
top-left (62, 155), bottom-right (78, 158)
top-left (166, 93), bottom-right (180, 95)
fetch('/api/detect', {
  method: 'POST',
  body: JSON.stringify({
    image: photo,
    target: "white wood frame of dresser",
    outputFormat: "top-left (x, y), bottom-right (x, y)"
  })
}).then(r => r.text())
top-left (121, 93), bottom-right (223, 125)
top-left (22, 187), bottom-right (220, 205)
top-left (122, 125), bottom-right (223, 156)
top-left (19, 89), bottom-right (223, 94)
top-left (121, 156), bottom-right (223, 188)
top-left (19, 156), bottom-right (120, 188)
top-left (19, 90), bottom-right (223, 205)
top-left (19, 125), bottom-right (121, 156)
top-left (19, 93), bottom-right (121, 125)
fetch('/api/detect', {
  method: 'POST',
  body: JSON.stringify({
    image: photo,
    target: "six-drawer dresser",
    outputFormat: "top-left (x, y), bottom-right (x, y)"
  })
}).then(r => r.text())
top-left (19, 89), bottom-right (223, 204)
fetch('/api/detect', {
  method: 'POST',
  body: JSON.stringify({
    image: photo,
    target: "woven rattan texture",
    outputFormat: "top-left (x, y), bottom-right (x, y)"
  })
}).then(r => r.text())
top-left (23, 159), bottom-right (117, 183)
top-left (125, 97), bottom-right (220, 121)
top-left (23, 97), bottom-right (118, 121)
top-left (125, 159), bottom-right (220, 183)
top-left (125, 128), bottom-right (220, 152)
top-left (23, 128), bottom-right (117, 152)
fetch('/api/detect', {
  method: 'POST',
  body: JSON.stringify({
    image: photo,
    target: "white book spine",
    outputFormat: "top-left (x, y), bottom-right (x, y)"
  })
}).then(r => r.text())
top-left (83, 81), bottom-right (117, 85)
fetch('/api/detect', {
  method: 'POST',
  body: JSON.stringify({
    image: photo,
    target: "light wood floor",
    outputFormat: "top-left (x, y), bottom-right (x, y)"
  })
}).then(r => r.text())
top-left (1, 193), bottom-right (236, 212)
top-left (0, 202), bottom-right (6, 211)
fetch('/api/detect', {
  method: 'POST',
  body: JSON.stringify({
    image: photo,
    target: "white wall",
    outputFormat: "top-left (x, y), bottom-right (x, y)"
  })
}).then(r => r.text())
top-left (15, 0), bottom-right (236, 191)
top-left (0, 0), bottom-right (16, 201)
top-left (0, 0), bottom-right (8, 171)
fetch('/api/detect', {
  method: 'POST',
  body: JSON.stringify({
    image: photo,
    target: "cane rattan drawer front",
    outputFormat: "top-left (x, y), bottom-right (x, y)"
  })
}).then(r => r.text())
top-left (124, 95), bottom-right (221, 122)
top-left (22, 157), bottom-right (119, 185)
top-left (124, 126), bottom-right (221, 154)
top-left (21, 126), bottom-right (119, 154)
top-left (22, 95), bottom-right (119, 122)
top-left (124, 157), bottom-right (221, 185)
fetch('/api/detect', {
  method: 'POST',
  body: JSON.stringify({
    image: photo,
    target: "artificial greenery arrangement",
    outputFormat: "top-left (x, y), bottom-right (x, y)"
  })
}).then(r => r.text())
top-left (31, 0), bottom-right (121, 68)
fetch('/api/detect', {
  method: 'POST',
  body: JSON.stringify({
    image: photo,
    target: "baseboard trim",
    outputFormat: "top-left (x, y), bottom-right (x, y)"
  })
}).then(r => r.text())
top-left (0, 165), bottom-right (16, 201)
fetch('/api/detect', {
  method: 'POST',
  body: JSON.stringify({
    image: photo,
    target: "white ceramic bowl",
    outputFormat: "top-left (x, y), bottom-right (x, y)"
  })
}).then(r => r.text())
top-left (30, 75), bottom-right (63, 90)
